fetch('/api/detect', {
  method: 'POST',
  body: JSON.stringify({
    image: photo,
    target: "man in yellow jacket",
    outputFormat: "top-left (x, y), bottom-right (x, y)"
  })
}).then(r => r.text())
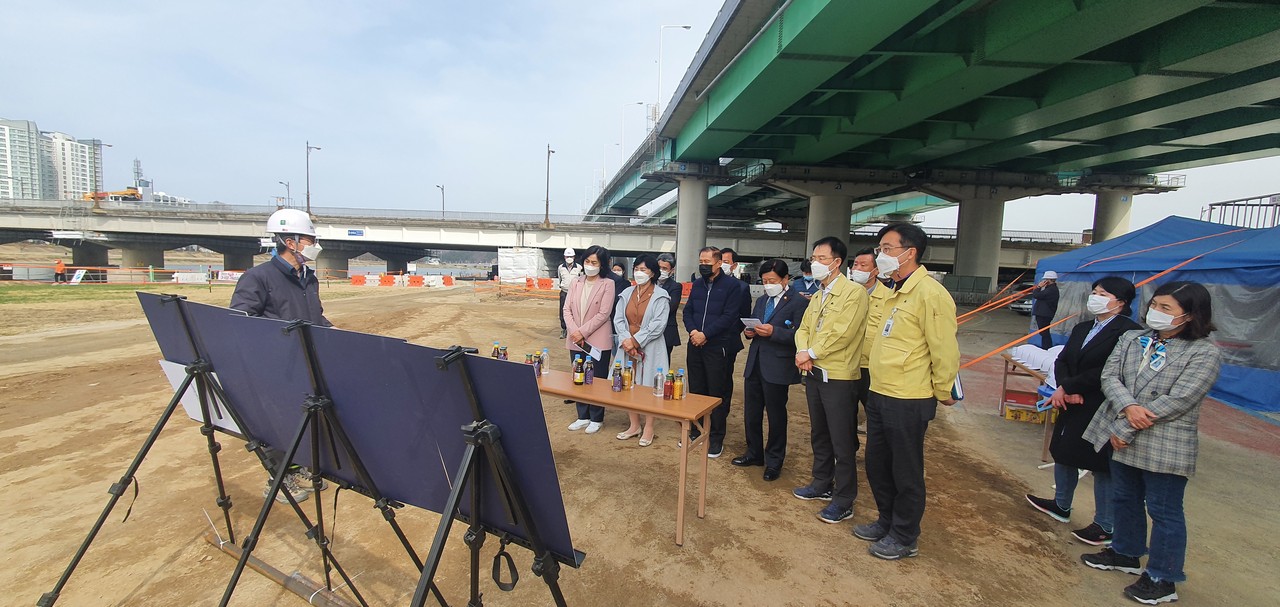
top-left (792, 236), bottom-right (868, 524)
top-left (849, 247), bottom-right (893, 433)
top-left (854, 223), bottom-right (959, 561)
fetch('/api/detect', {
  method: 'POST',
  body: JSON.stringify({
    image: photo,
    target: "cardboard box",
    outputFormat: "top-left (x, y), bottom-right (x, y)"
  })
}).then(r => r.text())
top-left (1002, 404), bottom-right (1058, 425)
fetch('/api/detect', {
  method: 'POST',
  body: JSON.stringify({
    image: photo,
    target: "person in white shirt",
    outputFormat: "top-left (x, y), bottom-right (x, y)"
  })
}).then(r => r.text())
top-left (557, 247), bottom-right (582, 339)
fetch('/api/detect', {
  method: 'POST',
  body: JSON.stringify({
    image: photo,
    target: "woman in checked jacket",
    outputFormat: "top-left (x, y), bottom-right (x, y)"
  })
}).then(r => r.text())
top-left (1079, 281), bottom-right (1222, 606)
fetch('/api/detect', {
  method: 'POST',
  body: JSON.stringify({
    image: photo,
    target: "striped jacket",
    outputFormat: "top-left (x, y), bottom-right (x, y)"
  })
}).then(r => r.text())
top-left (1082, 329), bottom-right (1222, 477)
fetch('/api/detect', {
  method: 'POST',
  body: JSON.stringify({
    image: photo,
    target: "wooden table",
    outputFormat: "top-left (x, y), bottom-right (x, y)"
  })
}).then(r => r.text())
top-left (538, 370), bottom-right (721, 546)
top-left (1000, 352), bottom-right (1054, 462)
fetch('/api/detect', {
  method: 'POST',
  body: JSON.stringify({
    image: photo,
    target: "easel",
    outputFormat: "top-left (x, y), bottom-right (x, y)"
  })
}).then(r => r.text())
top-left (39, 294), bottom-right (243, 606)
top-left (218, 318), bottom-right (448, 606)
top-left (410, 346), bottom-right (571, 607)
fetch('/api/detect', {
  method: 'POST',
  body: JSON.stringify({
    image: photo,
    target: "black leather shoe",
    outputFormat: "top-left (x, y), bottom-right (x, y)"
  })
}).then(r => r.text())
top-left (763, 467), bottom-right (781, 481)
top-left (731, 455), bottom-right (764, 467)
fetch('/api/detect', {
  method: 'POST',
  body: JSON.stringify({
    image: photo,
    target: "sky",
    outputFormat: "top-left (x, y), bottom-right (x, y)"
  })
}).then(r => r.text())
top-left (5, 0), bottom-right (1279, 233)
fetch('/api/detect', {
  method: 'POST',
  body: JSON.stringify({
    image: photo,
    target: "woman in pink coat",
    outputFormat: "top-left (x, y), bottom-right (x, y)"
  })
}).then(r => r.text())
top-left (562, 245), bottom-right (617, 434)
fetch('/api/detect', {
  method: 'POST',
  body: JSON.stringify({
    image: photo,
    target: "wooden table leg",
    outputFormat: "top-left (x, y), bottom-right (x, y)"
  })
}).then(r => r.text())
top-left (698, 413), bottom-right (709, 519)
top-left (675, 419), bottom-right (689, 546)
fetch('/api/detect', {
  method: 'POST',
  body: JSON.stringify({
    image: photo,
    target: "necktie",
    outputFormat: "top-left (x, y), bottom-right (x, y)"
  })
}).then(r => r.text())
top-left (764, 297), bottom-right (775, 320)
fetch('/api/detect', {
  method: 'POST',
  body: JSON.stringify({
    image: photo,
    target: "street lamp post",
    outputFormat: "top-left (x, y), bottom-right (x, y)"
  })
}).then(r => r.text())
top-left (543, 144), bottom-right (555, 229)
top-left (435, 184), bottom-right (445, 217)
top-left (618, 101), bottom-right (644, 172)
top-left (305, 141), bottom-right (321, 215)
top-left (277, 181), bottom-right (291, 208)
top-left (657, 25), bottom-right (692, 119)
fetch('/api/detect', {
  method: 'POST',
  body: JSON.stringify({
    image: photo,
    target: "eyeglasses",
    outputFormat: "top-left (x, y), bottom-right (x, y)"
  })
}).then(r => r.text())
top-left (873, 244), bottom-right (907, 256)
top-left (809, 255), bottom-right (835, 263)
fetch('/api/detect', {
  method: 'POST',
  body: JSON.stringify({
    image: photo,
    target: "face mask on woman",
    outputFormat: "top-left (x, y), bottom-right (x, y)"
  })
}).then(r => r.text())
top-left (634, 270), bottom-right (651, 285)
top-left (1087, 294), bottom-right (1116, 316)
top-left (583, 264), bottom-right (600, 277)
top-left (1145, 308), bottom-right (1186, 332)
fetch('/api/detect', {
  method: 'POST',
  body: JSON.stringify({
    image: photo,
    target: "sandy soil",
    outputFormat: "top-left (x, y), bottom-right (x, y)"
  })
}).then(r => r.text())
top-left (1, 281), bottom-right (1276, 606)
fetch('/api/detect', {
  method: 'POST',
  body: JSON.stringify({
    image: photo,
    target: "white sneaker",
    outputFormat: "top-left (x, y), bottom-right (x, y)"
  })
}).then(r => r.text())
top-left (585, 422), bottom-right (603, 434)
top-left (567, 419), bottom-right (591, 431)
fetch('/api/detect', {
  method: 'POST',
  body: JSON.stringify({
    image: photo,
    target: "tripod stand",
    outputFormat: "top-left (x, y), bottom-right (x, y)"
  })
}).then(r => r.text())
top-left (410, 346), bottom-right (571, 607)
top-left (218, 319), bottom-right (447, 607)
top-left (39, 294), bottom-right (243, 606)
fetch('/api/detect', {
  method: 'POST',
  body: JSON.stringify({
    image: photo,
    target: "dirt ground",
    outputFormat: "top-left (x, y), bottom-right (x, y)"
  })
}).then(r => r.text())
top-left (1, 279), bottom-right (1277, 606)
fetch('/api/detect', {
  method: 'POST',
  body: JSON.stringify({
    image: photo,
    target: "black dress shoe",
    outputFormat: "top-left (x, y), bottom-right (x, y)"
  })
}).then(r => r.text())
top-left (731, 455), bottom-right (764, 467)
top-left (763, 467), bottom-right (781, 481)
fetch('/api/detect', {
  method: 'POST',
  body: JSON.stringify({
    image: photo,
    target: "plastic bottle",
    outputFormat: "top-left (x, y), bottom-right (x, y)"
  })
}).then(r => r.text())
top-left (498, 346), bottom-right (508, 361)
top-left (541, 347), bottom-right (550, 374)
top-left (664, 370), bottom-right (675, 400)
top-left (572, 355), bottom-right (584, 385)
top-left (583, 356), bottom-right (595, 385)
top-left (652, 367), bottom-right (665, 397)
top-left (491, 341), bottom-right (501, 358)
top-left (675, 368), bottom-right (686, 399)
top-left (611, 361), bottom-right (623, 392)
top-left (623, 361), bottom-right (634, 390)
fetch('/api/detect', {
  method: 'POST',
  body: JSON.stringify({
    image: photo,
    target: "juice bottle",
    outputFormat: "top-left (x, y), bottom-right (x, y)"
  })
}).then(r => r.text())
top-left (663, 370), bottom-right (675, 400)
top-left (675, 368), bottom-right (686, 399)
top-left (498, 346), bottom-right (508, 361)
top-left (491, 341), bottom-right (501, 358)
top-left (584, 356), bottom-right (595, 385)
top-left (611, 361), bottom-right (623, 392)
top-left (572, 355), bottom-right (584, 385)
top-left (623, 361), bottom-right (633, 389)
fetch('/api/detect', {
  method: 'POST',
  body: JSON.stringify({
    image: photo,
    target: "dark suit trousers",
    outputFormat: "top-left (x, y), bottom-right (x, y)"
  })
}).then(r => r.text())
top-left (743, 366), bottom-right (790, 468)
top-left (805, 375), bottom-right (859, 509)
top-left (864, 391), bottom-right (936, 546)
top-left (855, 368), bottom-right (871, 423)
top-left (1034, 315), bottom-right (1054, 349)
top-left (687, 343), bottom-right (737, 447)
top-left (558, 291), bottom-right (568, 332)
top-left (567, 349), bottom-right (611, 422)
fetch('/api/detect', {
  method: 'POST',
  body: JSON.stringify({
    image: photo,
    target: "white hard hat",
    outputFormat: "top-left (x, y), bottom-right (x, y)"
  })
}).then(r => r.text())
top-left (1043, 271), bottom-right (1058, 280)
top-left (266, 209), bottom-right (317, 237)
top-left (563, 247), bottom-right (576, 257)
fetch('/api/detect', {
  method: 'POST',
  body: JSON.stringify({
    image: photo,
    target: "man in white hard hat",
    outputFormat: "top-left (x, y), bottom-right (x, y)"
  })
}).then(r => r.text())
top-left (556, 247), bottom-right (582, 339)
top-left (1032, 270), bottom-right (1060, 349)
top-left (231, 208), bottom-right (332, 503)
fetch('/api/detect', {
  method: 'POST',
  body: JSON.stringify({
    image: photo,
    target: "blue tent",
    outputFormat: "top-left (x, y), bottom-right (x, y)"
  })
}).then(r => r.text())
top-left (1036, 216), bottom-right (1280, 413)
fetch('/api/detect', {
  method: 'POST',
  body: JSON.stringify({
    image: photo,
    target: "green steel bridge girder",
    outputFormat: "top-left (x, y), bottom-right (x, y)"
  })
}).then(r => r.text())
top-left (775, 0), bottom-right (1216, 165)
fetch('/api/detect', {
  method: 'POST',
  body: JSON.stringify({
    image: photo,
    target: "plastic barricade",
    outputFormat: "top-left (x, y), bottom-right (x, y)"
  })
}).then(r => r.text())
top-left (379, 275), bottom-right (397, 286)
top-left (442, 275), bottom-right (454, 286)
top-left (408, 275), bottom-right (425, 287)
top-left (681, 282), bottom-right (692, 298)
top-left (537, 278), bottom-right (554, 290)
top-left (351, 275), bottom-right (366, 286)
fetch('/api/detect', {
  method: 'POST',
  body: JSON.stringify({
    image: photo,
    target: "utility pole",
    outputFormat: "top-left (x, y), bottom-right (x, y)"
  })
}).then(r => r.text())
top-left (278, 181), bottom-right (291, 208)
top-left (305, 141), bottom-right (321, 215)
top-left (543, 144), bottom-right (555, 229)
top-left (436, 184), bottom-right (445, 217)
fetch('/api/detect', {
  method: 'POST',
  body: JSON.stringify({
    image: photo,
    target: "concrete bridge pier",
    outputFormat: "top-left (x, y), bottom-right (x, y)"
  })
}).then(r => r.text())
top-left (121, 246), bottom-right (166, 269)
top-left (806, 195), bottom-right (854, 249)
top-left (221, 250), bottom-right (257, 272)
top-left (315, 249), bottom-right (351, 280)
top-left (71, 243), bottom-right (109, 267)
top-left (954, 198), bottom-right (1007, 291)
top-left (675, 177), bottom-right (709, 282)
top-left (1093, 191), bottom-right (1132, 242)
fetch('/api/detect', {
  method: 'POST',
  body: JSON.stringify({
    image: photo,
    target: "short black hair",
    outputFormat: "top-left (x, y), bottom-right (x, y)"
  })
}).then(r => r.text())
top-left (1150, 280), bottom-right (1216, 340)
top-left (698, 246), bottom-right (722, 260)
top-left (582, 245), bottom-right (611, 272)
top-left (1092, 276), bottom-right (1137, 317)
top-left (799, 259), bottom-right (812, 273)
top-left (853, 247), bottom-right (875, 262)
top-left (877, 222), bottom-right (928, 262)
top-left (758, 258), bottom-right (789, 279)
top-left (812, 236), bottom-right (848, 268)
top-left (720, 247), bottom-right (737, 261)
top-left (633, 254), bottom-right (660, 278)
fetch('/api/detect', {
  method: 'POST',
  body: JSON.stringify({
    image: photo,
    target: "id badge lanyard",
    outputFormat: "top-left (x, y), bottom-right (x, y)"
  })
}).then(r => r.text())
top-left (881, 306), bottom-right (898, 337)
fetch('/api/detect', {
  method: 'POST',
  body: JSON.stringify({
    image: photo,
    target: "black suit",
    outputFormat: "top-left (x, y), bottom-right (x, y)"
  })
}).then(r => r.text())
top-left (658, 278), bottom-right (683, 357)
top-left (741, 289), bottom-right (808, 468)
top-left (1049, 314), bottom-right (1142, 471)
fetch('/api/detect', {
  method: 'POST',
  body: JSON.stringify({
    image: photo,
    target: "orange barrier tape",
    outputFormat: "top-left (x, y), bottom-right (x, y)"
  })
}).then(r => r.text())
top-left (957, 284), bottom-right (1036, 324)
top-left (981, 270), bottom-right (1026, 309)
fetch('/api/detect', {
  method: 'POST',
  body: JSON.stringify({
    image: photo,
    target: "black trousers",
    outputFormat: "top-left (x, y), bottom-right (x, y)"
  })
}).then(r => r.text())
top-left (864, 391), bottom-right (936, 546)
top-left (558, 291), bottom-right (568, 332)
top-left (855, 368), bottom-right (872, 425)
top-left (742, 365), bottom-right (790, 469)
top-left (567, 349), bottom-right (611, 422)
top-left (686, 343), bottom-right (737, 448)
top-left (1034, 315), bottom-right (1054, 349)
top-left (805, 375), bottom-right (860, 509)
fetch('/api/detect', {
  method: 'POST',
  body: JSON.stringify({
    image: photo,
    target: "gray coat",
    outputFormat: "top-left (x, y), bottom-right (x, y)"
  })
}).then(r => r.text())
top-left (612, 284), bottom-right (671, 388)
top-left (1082, 329), bottom-right (1222, 477)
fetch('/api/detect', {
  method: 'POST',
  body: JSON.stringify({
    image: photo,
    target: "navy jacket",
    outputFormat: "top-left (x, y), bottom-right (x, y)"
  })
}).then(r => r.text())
top-left (743, 289), bottom-right (808, 385)
top-left (1032, 282), bottom-right (1059, 318)
top-left (657, 277), bottom-right (683, 349)
top-left (682, 272), bottom-right (751, 353)
top-left (230, 256), bottom-right (332, 327)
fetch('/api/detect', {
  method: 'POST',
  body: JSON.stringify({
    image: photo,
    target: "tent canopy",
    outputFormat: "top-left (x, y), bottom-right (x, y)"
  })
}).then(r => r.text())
top-left (1036, 216), bottom-right (1280, 413)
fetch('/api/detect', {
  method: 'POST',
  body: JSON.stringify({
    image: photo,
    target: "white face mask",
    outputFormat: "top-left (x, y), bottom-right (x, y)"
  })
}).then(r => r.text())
top-left (565, 258), bottom-right (575, 266)
top-left (659, 270), bottom-right (671, 281)
top-left (1087, 294), bottom-right (1117, 316)
top-left (634, 271), bottom-right (651, 285)
top-left (810, 260), bottom-right (832, 281)
top-left (720, 262), bottom-right (733, 275)
top-left (875, 249), bottom-right (905, 276)
top-left (583, 264), bottom-right (600, 277)
top-left (849, 269), bottom-right (872, 285)
top-left (763, 283), bottom-right (784, 298)
top-left (1145, 308), bottom-right (1186, 332)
